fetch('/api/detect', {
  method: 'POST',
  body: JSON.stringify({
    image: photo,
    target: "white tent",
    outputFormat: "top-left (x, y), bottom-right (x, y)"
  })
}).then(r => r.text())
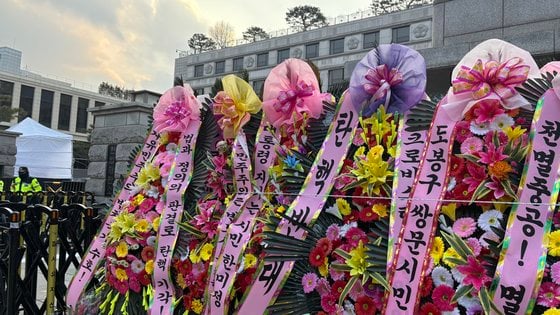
top-left (7, 117), bottom-right (73, 179)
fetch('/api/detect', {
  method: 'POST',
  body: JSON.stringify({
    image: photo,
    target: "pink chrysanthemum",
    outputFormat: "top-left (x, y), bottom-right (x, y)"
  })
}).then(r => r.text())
top-left (453, 217), bottom-right (477, 238)
top-left (326, 224), bottom-right (341, 241)
top-left (301, 272), bottom-right (318, 293)
top-left (466, 238), bottom-right (482, 256)
top-left (320, 294), bottom-right (337, 313)
top-left (551, 262), bottom-right (560, 285)
top-left (537, 282), bottom-right (560, 308)
top-left (460, 136), bottom-right (483, 155)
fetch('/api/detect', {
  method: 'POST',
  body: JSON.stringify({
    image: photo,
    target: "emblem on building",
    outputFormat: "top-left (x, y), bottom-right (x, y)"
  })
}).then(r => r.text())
top-left (347, 37), bottom-right (360, 50)
top-left (292, 48), bottom-right (303, 58)
top-left (245, 56), bottom-right (255, 68)
top-left (204, 64), bottom-right (213, 74)
top-left (412, 24), bottom-right (429, 39)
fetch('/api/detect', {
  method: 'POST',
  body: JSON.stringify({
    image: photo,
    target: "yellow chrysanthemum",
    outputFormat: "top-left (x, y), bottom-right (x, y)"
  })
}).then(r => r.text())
top-left (131, 194), bottom-right (145, 207)
top-left (135, 219), bottom-right (150, 233)
top-left (190, 249), bottom-right (201, 264)
top-left (347, 241), bottom-right (369, 277)
top-left (354, 146), bottom-right (366, 159)
top-left (336, 198), bottom-right (351, 216)
top-left (191, 299), bottom-right (203, 314)
top-left (503, 125), bottom-right (526, 141)
top-left (443, 247), bottom-right (461, 268)
top-left (319, 258), bottom-right (329, 277)
top-left (109, 224), bottom-right (123, 242)
top-left (135, 163), bottom-right (160, 189)
top-left (152, 217), bottom-right (160, 231)
top-left (145, 260), bottom-right (154, 274)
top-left (544, 308), bottom-right (560, 315)
top-left (200, 243), bottom-right (214, 261)
top-left (115, 268), bottom-right (128, 281)
top-left (547, 230), bottom-right (560, 257)
top-left (276, 205), bottom-right (286, 214)
top-left (372, 203), bottom-right (388, 218)
top-left (116, 241), bottom-right (128, 258)
top-left (176, 274), bottom-right (187, 289)
top-left (431, 237), bottom-right (445, 265)
top-left (244, 253), bottom-right (257, 269)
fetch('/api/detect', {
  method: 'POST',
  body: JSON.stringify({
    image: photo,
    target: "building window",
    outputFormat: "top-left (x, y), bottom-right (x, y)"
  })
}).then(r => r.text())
top-left (277, 49), bottom-right (290, 64)
top-left (194, 64), bottom-right (204, 77)
top-left (76, 97), bottom-right (89, 133)
top-left (94, 101), bottom-right (105, 107)
top-left (39, 89), bottom-right (54, 127)
top-left (58, 94), bottom-right (72, 131)
top-left (105, 144), bottom-right (117, 196)
top-left (257, 53), bottom-right (269, 67)
top-left (233, 57), bottom-right (244, 71)
top-left (252, 79), bottom-right (265, 96)
top-left (18, 85), bottom-right (34, 121)
top-left (330, 38), bottom-right (345, 55)
top-left (306, 43), bottom-right (319, 59)
top-left (363, 32), bottom-right (380, 49)
top-left (215, 61), bottom-right (225, 74)
top-left (0, 80), bottom-right (14, 122)
top-left (392, 25), bottom-right (410, 43)
top-left (194, 88), bottom-right (205, 96)
top-left (328, 68), bottom-right (345, 85)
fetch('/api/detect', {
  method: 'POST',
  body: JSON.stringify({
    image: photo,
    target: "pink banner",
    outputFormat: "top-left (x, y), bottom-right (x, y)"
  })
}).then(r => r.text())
top-left (237, 94), bottom-right (359, 314)
top-left (206, 127), bottom-right (276, 315)
top-left (385, 104), bottom-right (456, 314)
top-left (493, 90), bottom-right (560, 314)
top-left (151, 120), bottom-right (201, 314)
top-left (387, 114), bottom-right (428, 274)
top-left (67, 129), bottom-right (159, 310)
top-left (206, 131), bottom-right (254, 313)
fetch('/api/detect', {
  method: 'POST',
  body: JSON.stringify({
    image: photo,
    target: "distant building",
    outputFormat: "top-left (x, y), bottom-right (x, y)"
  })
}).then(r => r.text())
top-left (0, 47), bottom-right (122, 142)
top-left (175, 0), bottom-right (560, 97)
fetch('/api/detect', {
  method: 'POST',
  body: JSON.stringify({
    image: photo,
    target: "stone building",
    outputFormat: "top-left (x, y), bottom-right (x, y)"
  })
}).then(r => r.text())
top-left (175, 0), bottom-right (560, 97)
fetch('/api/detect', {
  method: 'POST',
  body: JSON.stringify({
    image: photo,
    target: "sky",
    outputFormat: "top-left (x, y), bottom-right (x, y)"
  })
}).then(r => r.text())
top-left (0, 0), bottom-right (371, 93)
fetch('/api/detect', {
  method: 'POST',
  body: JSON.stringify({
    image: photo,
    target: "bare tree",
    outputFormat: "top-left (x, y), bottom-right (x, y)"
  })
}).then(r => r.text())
top-left (285, 5), bottom-right (328, 32)
top-left (188, 33), bottom-right (217, 53)
top-left (370, 0), bottom-right (431, 15)
top-left (209, 21), bottom-right (235, 49)
top-left (243, 26), bottom-right (270, 42)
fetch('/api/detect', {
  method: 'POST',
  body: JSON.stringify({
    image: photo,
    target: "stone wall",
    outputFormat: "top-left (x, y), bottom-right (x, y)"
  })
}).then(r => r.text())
top-left (0, 130), bottom-right (19, 177)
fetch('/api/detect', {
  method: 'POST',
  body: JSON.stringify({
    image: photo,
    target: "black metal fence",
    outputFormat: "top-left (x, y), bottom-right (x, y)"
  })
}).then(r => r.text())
top-left (0, 191), bottom-right (103, 315)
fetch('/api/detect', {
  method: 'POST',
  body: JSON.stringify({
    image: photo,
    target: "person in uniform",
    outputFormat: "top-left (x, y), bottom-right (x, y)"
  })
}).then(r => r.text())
top-left (10, 167), bottom-right (42, 201)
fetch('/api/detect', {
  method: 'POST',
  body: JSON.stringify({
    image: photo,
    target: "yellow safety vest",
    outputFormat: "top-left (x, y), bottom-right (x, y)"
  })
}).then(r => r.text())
top-left (10, 177), bottom-right (42, 193)
top-left (0, 180), bottom-right (3, 192)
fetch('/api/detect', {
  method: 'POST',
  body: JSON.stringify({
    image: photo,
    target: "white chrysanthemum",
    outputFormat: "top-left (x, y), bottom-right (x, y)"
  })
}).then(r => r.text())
top-left (478, 210), bottom-right (503, 232)
top-left (443, 308), bottom-right (461, 315)
top-left (458, 289), bottom-right (482, 309)
top-left (450, 267), bottom-right (465, 283)
top-left (490, 113), bottom-right (514, 131)
top-left (147, 236), bottom-right (157, 247)
top-left (131, 259), bottom-right (145, 273)
top-left (447, 177), bottom-right (457, 191)
top-left (431, 266), bottom-right (454, 287)
top-left (480, 231), bottom-right (500, 248)
top-left (339, 222), bottom-right (358, 237)
top-left (470, 121), bottom-right (490, 135)
top-left (325, 204), bottom-right (341, 219)
top-left (146, 185), bottom-right (160, 198)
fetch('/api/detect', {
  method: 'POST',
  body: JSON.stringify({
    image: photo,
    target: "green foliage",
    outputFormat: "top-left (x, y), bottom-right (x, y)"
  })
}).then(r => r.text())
top-left (188, 33), bottom-right (216, 53)
top-left (0, 105), bottom-right (23, 122)
top-left (242, 26), bottom-right (270, 42)
top-left (285, 5), bottom-right (328, 31)
top-left (98, 82), bottom-right (134, 100)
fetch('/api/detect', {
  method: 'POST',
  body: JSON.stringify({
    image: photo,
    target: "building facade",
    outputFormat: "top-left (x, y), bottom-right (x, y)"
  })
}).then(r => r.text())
top-left (175, 0), bottom-right (560, 97)
top-left (0, 47), bottom-right (122, 142)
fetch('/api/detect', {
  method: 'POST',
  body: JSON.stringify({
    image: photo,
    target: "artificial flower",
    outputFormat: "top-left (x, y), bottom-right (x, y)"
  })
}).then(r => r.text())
top-left (115, 268), bottom-right (128, 282)
top-left (372, 203), bottom-right (388, 218)
top-left (456, 256), bottom-right (491, 292)
top-left (336, 198), bottom-right (352, 216)
top-left (548, 231), bottom-right (560, 257)
top-left (443, 248), bottom-right (461, 268)
top-left (454, 121), bottom-right (473, 142)
top-left (130, 260), bottom-right (145, 274)
top-left (145, 260), bottom-right (154, 274)
top-left (552, 261), bottom-right (560, 285)
top-left (347, 241), bottom-right (368, 277)
top-left (544, 308), bottom-right (560, 315)
top-left (452, 217), bottom-right (477, 238)
top-left (469, 121), bottom-right (490, 136)
top-left (432, 266), bottom-right (455, 287)
top-left (432, 284), bottom-right (457, 311)
top-left (153, 86), bottom-right (200, 133)
top-left (419, 302), bottom-right (441, 315)
top-left (320, 294), bottom-right (337, 313)
top-left (191, 299), bottom-right (203, 314)
top-left (136, 163), bottom-right (160, 190)
top-left (199, 243), bottom-right (214, 261)
top-left (460, 136), bottom-right (483, 155)
top-left (473, 100), bottom-right (505, 124)
top-left (490, 113), bottom-right (514, 131)
top-left (504, 125), bottom-right (526, 141)
top-left (431, 236), bottom-right (445, 265)
top-left (477, 209), bottom-right (503, 232)
top-left (537, 282), bottom-right (560, 308)
top-left (355, 295), bottom-right (376, 315)
top-left (116, 241), bottom-right (128, 258)
top-left (309, 247), bottom-right (327, 267)
top-left (244, 253), bottom-right (257, 269)
top-left (302, 272), bottom-right (318, 293)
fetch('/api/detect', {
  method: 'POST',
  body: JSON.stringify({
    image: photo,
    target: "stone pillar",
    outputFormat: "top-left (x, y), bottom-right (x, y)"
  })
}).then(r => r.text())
top-left (0, 130), bottom-right (20, 177)
top-left (85, 102), bottom-right (152, 201)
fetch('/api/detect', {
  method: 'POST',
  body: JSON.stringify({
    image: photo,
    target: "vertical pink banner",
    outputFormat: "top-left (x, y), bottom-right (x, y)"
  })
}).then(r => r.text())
top-left (237, 95), bottom-right (359, 314)
top-left (493, 90), bottom-right (560, 314)
top-left (151, 120), bottom-right (201, 315)
top-left (385, 105), bottom-right (456, 314)
top-left (206, 131), bottom-right (253, 313)
top-left (206, 128), bottom-right (276, 315)
top-left (387, 114), bottom-right (428, 274)
top-left (67, 130), bottom-right (159, 311)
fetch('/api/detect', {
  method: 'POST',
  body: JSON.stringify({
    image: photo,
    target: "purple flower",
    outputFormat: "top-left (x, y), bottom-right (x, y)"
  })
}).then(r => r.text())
top-left (551, 261), bottom-right (560, 285)
top-left (301, 272), bottom-right (318, 293)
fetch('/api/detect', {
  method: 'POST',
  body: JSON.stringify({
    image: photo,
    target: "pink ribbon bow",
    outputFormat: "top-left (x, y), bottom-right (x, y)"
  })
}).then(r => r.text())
top-left (273, 82), bottom-right (315, 114)
top-left (363, 64), bottom-right (403, 102)
top-left (452, 58), bottom-right (529, 102)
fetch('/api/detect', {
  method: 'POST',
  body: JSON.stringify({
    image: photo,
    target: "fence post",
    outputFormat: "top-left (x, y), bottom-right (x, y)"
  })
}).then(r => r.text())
top-left (46, 207), bottom-right (59, 315)
top-left (3, 207), bottom-right (21, 315)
